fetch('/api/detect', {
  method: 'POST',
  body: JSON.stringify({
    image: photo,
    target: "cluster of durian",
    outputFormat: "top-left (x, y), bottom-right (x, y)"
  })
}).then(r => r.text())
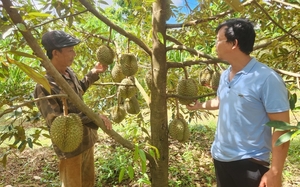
top-left (50, 113), bottom-right (83, 153)
top-left (199, 67), bottom-right (222, 91)
top-left (169, 117), bottom-right (190, 142)
top-left (96, 45), bottom-right (141, 123)
top-left (111, 54), bottom-right (140, 123)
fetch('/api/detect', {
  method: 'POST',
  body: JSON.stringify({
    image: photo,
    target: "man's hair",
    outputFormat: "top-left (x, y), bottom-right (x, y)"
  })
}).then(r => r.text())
top-left (46, 48), bottom-right (62, 59)
top-left (216, 18), bottom-right (256, 55)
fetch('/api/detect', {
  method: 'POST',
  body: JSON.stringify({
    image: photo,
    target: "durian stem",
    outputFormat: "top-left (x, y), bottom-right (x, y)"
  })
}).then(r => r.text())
top-left (117, 91), bottom-right (121, 108)
top-left (108, 27), bottom-right (112, 45)
top-left (127, 39), bottom-right (130, 53)
top-left (214, 64), bottom-right (218, 72)
top-left (175, 98), bottom-right (180, 119)
top-left (62, 98), bottom-right (68, 116)
top-left (183, 67), bottom-right (188, 79)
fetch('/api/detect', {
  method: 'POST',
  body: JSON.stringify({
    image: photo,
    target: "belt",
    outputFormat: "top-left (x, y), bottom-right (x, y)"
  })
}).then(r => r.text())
top-left (248, 158), bottom-right (270, 167)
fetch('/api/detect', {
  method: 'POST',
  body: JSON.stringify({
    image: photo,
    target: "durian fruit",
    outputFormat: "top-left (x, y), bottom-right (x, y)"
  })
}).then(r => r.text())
top-left (118, 77), bottom-right (137, 99)
top-left (111, 105), bottom-right (126, 123)
top-left (50, 113), bottom-right (83, 152)
top-left (111, 63), bottom-right (126, 83)
top-left (119, 53), bottom-right (138, 76)
top-left (96, 45), bottom-right (115, 65)
top-left (145, 69), bottom-right (152, 90)
top-left (199, 68), bottom-right (214, 86)
top-left (124, 96), bottom-right (140, 114)
top-left (210, 71), bottom-right (221, 91)
top-left (169, 118), bottom-right (190, 142)
top-left (177, 78), bottom-right (199, 105)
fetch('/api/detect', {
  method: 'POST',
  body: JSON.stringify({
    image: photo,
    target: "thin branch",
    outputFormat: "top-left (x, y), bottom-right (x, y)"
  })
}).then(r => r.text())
top-left (183, 0), bottom-right (192, 12)
top-left (29, 10), bottom-right (88, 30)
top-left (271, 0), bottom-right (300, 9)
top-left (166, 35), bottom-right (183, 45)
top-left (0, 94), bottom-right (68, 118)
top-left (79, 0), bottom-right (152, 56)
top-left (167, 59), bottom-right (227, 69)
top-left (274, 68), bottom-right (300, 78)
top-left (93, 82), bottom-right (135, 86)
top-left (167, 92), bottom-right (216, 100)
top-left (166, 44), bottom-right (217, 60)
top-left (254, 25), bottom-right (296, 50)
top-left (253, 0), bottom-right (300, 43)
top-left (166, 10), bottom-right (233, 29)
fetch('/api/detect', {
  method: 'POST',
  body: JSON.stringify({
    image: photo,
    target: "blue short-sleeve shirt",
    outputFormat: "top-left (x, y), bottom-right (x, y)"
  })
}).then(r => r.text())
top-left (211, 58), bottom-right (290, 162)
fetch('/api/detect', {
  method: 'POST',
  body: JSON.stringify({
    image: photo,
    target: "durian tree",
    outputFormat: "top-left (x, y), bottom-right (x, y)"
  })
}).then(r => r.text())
top-left (1, 0), bottom-right (300, 186)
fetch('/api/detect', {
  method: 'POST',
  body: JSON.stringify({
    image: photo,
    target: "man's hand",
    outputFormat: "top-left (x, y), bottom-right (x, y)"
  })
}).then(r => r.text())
top-left (92, 62), bottom-right (108, 74)
top-left (259, 169), bottom-right (282, 187)
top-left (186, 100), bottom-right (201, 111)
top-left (99, 114), bottom-right (112, 130)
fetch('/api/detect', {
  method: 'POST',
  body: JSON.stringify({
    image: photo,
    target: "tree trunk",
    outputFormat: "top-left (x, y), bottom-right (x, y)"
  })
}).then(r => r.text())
top-left (150, 1), bottom-right (169, 186)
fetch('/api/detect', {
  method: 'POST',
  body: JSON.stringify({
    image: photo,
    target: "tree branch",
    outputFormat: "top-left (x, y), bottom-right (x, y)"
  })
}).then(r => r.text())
top-left (166, 35), bottom-right (183, 45)
top-left (167, 59), bottom-right (227, 69)
top-left (253, 0), bottom-right (300, 43)
top-left (166, 10), bottom-right (233, 29)
top-left (0, 94), bottom-right (68, 118)
top-left (167, 92), bottom-right (216, 100)
top-left (166, 44), bottom-right (217, 60)
top-left (271, 0), bottom-right (300, 9)
top-left (29, 10), bottom-right (88, 30)
top-left (79, 0), bottom-right (152, 56)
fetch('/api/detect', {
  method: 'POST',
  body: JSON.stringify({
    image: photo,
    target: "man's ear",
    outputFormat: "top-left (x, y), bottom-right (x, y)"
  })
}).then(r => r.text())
top-left (52, 49), bottom-right (59, 57)
top-left (232, 39), bottom-right (239, 49)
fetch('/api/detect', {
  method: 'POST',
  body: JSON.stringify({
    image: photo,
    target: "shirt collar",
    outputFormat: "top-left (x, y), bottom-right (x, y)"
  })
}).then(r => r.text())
top-left (229, 57), bottom-right (257, 75)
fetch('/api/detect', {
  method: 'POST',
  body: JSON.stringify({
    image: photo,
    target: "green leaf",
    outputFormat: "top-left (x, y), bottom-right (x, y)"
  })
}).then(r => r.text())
top-left (118, 167), bottom-right (125, 183)
top-left (141, 158), bottom-right (146, 173)
top-left (128, 165), bottom-right (134, 180)
top-left (16, 23), bottom-right (27, 32)
top-left (157, 32), bottom-right (164, 44)
top-left (27, 137), bottom-right (33, 148)
top-left (0, 153), bottom-right (8, 167)
top-left (289, 93), bottom-right (297, 110)
top-left (147, 144), bottom-right (160, 160)
top-left (134, 144), bottom-right (139, 161)
top-left (138, 149), bottom-right (146, 162)
top-left (27, 12), bottom-right (52, 18)
top-left (275, 131), bottom-right (295, 146)
top-left (7, 51), bottom-right (41, 59)
top-left (18, 140), bottom-right (27, 152)
top-left (265, 120), bottom-right (292, 130)
top-left (6, 55), bottom-right (51, 93)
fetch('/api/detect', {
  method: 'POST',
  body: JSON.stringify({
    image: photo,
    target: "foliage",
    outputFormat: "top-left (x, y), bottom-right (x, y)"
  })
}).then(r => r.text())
top-left (1, 0), bottom-right (300, 186)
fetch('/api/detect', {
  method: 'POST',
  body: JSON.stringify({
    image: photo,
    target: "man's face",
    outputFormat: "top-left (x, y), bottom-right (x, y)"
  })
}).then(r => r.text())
top-left (53, 46), bottom-right (76, 67)
top-left (215, 26), bottom-right (231, 60)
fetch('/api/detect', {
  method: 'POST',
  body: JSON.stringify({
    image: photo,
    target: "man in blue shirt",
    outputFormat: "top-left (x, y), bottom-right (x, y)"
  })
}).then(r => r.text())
top-left (187, 18), bottom-right (290, 187)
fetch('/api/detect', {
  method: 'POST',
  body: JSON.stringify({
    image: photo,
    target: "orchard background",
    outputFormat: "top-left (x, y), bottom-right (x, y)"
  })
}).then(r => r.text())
top-left (1, 0), bottom-right (300, 186)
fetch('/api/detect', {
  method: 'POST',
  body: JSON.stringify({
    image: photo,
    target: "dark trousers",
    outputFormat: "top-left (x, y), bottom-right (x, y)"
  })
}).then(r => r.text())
top-left (213, 158), bottom-right (269, 187)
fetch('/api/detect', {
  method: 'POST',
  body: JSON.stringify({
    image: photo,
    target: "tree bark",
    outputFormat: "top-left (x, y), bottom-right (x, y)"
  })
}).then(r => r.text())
top-left (150, 1), bottom-right (169, 186)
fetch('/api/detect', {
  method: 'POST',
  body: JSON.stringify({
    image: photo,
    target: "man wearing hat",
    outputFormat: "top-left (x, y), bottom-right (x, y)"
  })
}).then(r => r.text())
top-left (34, 30), bottom-right (112, 187)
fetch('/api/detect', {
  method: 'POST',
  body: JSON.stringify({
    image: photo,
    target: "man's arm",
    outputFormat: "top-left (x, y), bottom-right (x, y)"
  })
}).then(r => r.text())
top-left (34, 85), bottom-right (63, 126)
top-left (259, 110), bottom-right (290, 187)
top-left (186, 97), bottom-right (220, 111)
